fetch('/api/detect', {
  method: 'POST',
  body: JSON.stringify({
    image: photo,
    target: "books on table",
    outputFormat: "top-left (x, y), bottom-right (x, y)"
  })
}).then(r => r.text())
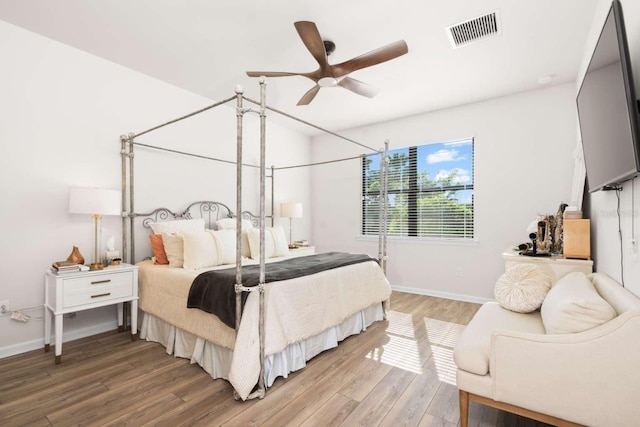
top-left (51, 261), bottom-right (89, 274)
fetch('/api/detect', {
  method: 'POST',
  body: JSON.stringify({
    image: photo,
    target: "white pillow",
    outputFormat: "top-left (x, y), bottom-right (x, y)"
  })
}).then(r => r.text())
top-left (181, 230), bottom-right (222, 270)
top-left (541, 272), bottom-right (617, 334)
top-left (215, 218), bottom-right (253, 258)
top-left (216, 217), bottom-right (254, 231)
top-left (213, 229), bottom-right (237, 265)
top-left (494, 264), bottom-right (552, 313)
top-left (161, 232), bottom-right (184, 268)
top-left (150, 218), bottom-right (205, 235)
top-left (247, 226), bottom-right (290, 259)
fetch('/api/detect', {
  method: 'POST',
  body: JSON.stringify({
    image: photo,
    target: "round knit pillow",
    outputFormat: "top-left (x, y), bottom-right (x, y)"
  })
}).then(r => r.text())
top-left (494, 264), bottom-right (552, 313)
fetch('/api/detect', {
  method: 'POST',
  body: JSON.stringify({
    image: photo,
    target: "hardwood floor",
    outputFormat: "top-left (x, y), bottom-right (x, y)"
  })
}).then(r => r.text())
top-left (0, 292), bottom-right (552, 426)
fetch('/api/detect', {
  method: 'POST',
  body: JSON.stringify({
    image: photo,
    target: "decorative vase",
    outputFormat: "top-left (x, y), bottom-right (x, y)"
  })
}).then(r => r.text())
top-left (67, 246), bottom-right (85, 265)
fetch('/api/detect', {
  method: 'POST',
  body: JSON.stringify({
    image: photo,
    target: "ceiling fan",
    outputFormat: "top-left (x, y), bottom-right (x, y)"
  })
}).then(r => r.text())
top-left (246, 21), bottom-right (409, 106)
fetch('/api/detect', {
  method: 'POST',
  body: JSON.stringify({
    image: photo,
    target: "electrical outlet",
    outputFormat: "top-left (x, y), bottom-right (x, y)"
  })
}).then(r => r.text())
top-left (0, 300), bottom-right (9, 314)
top-left (455, 267), bottom-right (463, 277)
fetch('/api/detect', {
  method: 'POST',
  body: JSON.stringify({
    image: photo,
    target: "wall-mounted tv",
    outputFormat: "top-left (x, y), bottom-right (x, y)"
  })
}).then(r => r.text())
top-left (577, 0), bottom-right (640, 192)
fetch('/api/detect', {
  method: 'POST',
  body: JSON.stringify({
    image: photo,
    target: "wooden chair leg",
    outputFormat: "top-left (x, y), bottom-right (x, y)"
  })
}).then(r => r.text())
top-left (459, 389), bottom-right (469, 427)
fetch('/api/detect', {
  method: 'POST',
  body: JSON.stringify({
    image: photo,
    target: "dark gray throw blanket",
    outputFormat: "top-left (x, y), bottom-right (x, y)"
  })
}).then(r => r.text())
top-left (187, 252), bottom-right (376, 329)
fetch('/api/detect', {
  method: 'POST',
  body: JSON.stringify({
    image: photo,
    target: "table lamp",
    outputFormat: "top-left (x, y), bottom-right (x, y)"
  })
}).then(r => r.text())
top-left (69, 187), bottom-right (121, 270)
top-left (280, 202), bottom-right (302, 248)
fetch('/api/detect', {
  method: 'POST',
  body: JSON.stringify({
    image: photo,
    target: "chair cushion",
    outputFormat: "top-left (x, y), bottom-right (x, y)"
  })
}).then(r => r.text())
top-left (454, 302), bottom-right (545, 376)
top-left (541, 272), bottom-right (616, 334)
top-left (494, 264), bottom-right (552, 313)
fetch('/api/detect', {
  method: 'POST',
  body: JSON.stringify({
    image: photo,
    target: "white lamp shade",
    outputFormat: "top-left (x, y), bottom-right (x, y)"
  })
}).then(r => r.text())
top-left (280, 202), bottom-right (302, 219)
top-left (69, 187), bottom-right (121, 216)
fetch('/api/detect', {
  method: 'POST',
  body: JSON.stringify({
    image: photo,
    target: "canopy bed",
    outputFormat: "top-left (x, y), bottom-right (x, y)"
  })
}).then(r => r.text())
top-left (119, 78), bottom-right (391, 400)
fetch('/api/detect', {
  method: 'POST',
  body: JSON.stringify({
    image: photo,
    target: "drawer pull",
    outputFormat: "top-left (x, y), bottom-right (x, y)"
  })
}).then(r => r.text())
top-left (91, 293), bottom-right (111, 299)
top-left (91, 279), bottom-right (111, 285)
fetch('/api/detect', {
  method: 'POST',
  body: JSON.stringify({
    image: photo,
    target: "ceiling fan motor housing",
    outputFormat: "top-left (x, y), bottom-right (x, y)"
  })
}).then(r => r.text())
top-left (323, 40), bottom-right (336, 56)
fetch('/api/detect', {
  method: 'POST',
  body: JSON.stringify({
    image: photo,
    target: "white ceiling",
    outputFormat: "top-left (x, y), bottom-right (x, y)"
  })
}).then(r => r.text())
top-left (0, 0), bottom-right (600, 135)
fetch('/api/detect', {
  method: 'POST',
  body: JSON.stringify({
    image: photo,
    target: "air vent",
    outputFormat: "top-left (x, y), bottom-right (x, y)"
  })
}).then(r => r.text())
top-left (446, 11), bottom-right (501, 49)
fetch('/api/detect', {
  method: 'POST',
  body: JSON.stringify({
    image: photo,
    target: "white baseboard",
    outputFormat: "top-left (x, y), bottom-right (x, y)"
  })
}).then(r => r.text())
top-left (0, 320), bottom-right (119, 360)
top-left (391, 285), bottom-right (492, 305)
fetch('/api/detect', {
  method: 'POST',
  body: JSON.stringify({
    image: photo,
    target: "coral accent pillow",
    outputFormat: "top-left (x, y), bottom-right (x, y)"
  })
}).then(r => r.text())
top-left (494, 264), bottom-right (552, 313)
top-left (541, 272), bottom-right (616, 334)
top-left (149, 234), bottom-right (169, 265)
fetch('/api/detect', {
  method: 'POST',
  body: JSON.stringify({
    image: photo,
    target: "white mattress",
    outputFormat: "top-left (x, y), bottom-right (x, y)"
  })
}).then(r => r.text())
top-left (136, 254), bottom-right (391, 399)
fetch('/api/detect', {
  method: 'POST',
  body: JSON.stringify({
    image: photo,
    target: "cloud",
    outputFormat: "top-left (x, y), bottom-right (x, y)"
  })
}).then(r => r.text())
top-left (435, 168), bottom-right (471, 184)
top-left (426, 149), bottom-right (464, 164)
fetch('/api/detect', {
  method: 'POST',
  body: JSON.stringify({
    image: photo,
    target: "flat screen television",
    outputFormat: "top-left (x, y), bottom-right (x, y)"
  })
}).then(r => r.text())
top-left (577, 0), bottom-right (640, 192)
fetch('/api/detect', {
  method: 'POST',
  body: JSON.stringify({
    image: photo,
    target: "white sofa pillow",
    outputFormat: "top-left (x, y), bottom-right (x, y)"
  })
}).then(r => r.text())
top-left (213, 229), bottom-right (237, 265)
top-left (215, 218), bottom-right (253, 257)
top-left (181, 230), bottom-right (222, 270)
top-left (541, 272), bottom-right (617, 334)
top-left (494, 264), bottom-right (552, 313)
top-left (161, 232), bottom-right (184, 268)
top-left (150, 218), bottom-right (205, 235)
top-left (247, 226), bottom-right (290, 259)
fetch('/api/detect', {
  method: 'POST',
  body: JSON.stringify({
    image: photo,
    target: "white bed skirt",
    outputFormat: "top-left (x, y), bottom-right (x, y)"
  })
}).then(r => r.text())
top-left (139, 303), bottom-right (384, 389)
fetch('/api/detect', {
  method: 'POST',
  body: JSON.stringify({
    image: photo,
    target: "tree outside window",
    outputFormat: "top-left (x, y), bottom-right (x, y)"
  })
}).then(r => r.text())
top-left (362, 138), bottom-right (474, 239)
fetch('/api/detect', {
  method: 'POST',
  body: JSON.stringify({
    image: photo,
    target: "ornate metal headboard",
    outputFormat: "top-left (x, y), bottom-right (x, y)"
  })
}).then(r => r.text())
top-left (129, 200), bottom-right (260, 262)
top-left (135, 201), bottom-right (233, 230)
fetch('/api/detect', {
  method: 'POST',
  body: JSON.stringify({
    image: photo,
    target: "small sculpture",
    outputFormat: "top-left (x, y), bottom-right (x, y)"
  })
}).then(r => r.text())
top-left (66, 246), bottom-right (85, 265)
top-left (518, 202), bottom-right (569, 257)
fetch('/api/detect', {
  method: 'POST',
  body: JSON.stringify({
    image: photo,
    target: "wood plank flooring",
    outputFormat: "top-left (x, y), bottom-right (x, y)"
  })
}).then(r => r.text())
top-left (0, 291), bottom-right (553, 426)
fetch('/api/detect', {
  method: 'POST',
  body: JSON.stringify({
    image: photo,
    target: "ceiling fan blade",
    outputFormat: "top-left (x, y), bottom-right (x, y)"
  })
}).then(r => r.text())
top-left (294, 21), bottom-right (330, 71)
top-left (331, 40), bottom-right (409, 78)
top-left (246, 71), bottom-right (300, 78)
top-left (338, 77), bottom-right (380, 98)
top-left (297, 85), bottom-right (321, 106)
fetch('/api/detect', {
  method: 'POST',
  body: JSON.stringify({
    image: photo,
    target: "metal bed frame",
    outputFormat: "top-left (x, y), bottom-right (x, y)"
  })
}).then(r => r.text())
top-left (119, 78), bottom-right (389, 400)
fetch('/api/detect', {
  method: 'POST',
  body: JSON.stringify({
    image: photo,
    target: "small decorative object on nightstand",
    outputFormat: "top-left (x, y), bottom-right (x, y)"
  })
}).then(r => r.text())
top-left (44, 263), bottom-right (138, 364)
top-left (68, 187), bottom-right (122, 270)
top-left (66, 246), bottom-right (85, 265)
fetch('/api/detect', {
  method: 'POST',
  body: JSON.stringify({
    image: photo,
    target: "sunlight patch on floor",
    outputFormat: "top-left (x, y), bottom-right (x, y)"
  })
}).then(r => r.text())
top-left (385, 311), bottom-right (416, 338)
top-left (366, 335), bottom-right (424, 374)
top-left (365, 312), bottom-right (466, 380)
top-left (429, 345), bottom-right (458, 385)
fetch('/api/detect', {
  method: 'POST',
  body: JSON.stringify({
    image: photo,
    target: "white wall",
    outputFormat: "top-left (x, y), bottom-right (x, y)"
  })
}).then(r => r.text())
top-left (577, 0), bottom-right (640, 296)
top-left (311, 84), bottom-right (578, 301)
top-left (0, 21), bottom-right (311, 357)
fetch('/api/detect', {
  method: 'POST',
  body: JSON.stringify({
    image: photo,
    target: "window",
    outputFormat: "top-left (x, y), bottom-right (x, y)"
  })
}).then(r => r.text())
top-left (362, 138), bottom-right (474, 239)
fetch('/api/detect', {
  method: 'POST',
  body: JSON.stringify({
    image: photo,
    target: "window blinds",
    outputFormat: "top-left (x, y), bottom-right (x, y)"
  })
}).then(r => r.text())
top-left (362, 139), bottom-right (474, 239)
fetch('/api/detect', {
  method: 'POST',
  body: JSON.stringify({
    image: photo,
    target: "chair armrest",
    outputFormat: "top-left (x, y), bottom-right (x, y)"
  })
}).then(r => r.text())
top-left (489, 311), bottom-right (640, 427)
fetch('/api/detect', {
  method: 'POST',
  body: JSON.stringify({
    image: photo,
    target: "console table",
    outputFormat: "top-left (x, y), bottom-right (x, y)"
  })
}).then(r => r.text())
top-left (502, 248), bottom-right (593, 283)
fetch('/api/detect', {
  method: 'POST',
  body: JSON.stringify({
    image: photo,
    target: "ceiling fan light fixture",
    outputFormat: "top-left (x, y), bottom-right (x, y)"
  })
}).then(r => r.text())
top-left (318, 77), bottom-right (338, 87)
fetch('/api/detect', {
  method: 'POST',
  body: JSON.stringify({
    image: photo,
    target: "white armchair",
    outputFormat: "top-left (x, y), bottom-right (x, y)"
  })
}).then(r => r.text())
top-left (454, 272), bottom-right (640, 427)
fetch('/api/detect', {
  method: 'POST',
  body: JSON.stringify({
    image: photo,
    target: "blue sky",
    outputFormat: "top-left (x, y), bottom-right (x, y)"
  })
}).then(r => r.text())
top-left (367, 138), bottom-right (474, 205)
top-left (418, 139), bottom-right (473, 186)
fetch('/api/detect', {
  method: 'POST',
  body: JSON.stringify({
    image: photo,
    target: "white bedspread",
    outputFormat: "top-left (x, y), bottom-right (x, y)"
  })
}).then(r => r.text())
top-left (137, 254), bottom-right (391, 400)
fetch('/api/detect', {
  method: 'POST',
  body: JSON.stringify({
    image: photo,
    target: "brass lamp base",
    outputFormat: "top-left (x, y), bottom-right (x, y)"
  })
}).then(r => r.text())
top-left (89, 263), bottom-right (105, 271)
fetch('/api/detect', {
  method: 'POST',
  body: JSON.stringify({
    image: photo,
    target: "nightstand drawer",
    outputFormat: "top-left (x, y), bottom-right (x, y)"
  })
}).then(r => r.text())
top-left (63, 285), bottom-right (132, 308)
top-left (63, 271), bottom-right (134, 308)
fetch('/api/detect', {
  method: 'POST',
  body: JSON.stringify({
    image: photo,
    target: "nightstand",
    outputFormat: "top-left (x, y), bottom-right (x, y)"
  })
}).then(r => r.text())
top-left (44, 263), bottom-right (138, 364)
top-left (288, 246), bottom-right (316, 257)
